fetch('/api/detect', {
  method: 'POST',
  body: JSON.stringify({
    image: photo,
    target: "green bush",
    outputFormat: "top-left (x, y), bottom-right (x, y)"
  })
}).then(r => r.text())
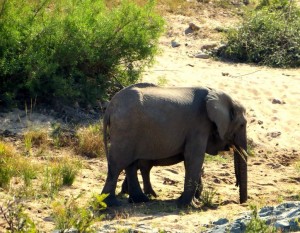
top-left (245, 205), bottom-right (277, 233)
top-left (52, 194), bottom-right (107, 232)
top-left (0, 0), bottom-right (164, 107)
top-left (0, 197), bottom-right (37, 233)
top-left (218, 0), bottom-right (300, 67)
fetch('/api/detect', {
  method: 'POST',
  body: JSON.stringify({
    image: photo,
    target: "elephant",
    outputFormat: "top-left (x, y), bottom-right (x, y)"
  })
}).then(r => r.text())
top-left (101, 83), bottom-right (248, 207)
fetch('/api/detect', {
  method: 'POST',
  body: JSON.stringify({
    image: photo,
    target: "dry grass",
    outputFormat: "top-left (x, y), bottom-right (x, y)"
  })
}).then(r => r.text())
top-left (76, 124), bottom-right (105, 158)
top-left (0, 140), bottom-right (38, 189)
top-left (24, 129), bottom-right (49, 154)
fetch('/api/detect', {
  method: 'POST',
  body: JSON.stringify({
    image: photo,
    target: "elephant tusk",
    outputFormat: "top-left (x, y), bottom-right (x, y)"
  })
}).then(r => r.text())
top-left (232, 145), bottom-right (248, 163)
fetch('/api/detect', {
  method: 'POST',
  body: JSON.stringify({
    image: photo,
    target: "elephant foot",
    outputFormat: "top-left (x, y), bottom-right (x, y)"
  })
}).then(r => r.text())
top-left (128, 193), bottom-right (150, 204)
top-left (192, 197), bottom-right (202, 207)
top-left (120, 185), bottom-right (128, 195)
top-left (177, 194), bottom-right (191, 208)
top-left (144, 188), bottom-right (158, 198)
top-left (194, 187), bottom-right (203, 200)
top-left (103, 195), bottom-right (122, 207)
top-left (177, 194), bottom-right (201, 209)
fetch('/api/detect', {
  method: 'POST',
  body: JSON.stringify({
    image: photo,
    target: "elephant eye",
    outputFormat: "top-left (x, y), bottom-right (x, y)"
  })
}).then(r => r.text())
top-left (240, 124), bottom-right (245, 128)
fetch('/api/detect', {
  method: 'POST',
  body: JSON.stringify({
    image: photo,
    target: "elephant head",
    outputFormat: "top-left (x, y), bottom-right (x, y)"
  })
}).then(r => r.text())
top-left (206, 90), bottom-right (248, 203)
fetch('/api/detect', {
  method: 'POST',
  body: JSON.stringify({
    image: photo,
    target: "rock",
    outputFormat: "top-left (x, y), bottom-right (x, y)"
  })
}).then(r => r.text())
top-left (213, 218), bottom-right (229, 225)
top-left (272, 98), bottom-right (282, 104)
top-left (274, 219), bottom-right (290, 230)
top-left (163, 177), bottom-right (177, 185)
top-left (185, 23), bottom-right (200, 34)
top-left (206, 224), bottom-right (228, 233)
top-left (222, 72), bottom-right (229, 76)
top-left (259, 206), bottom-right (274, 215)
top-left (267, 131), bottom-right (281, 138)
top-left (258, 120), bottom-right (263, 125)
top-left (189, 22), bottom-right (200, 31)
top-left (195, 53), bottom-right (210, 59)
top-left (201, 43), bottom-right (218, 51)
top-left (205, 202), bottom-right (300, 233)
top-left (52, 228), bottom-right (78, 233)
top-left (229, 221), bottom-right (244, 233)
top-left (171, 40), bottom-right (181, 48)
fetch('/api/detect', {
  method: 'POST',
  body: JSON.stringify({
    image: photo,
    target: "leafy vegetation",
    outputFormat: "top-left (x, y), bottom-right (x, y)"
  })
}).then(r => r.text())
top-left (245, 205), bottom-right (277, 233)
top-left (0, 197), bottom-right (38, 233)
top-left (52, 194), bottom-right (107, 233)
top-left (205, 154), bottom-right (228, 163)
top-left (201, 185), bottom-right (218, 208)
top-left (218, 0), bottom-right (300, 67)
top-left (0, 0), bottom-right (164, 107)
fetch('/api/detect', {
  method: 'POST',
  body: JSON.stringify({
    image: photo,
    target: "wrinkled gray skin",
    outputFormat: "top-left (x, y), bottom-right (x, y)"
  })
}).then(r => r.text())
top-left (102, 83), bottom-right (247, 207)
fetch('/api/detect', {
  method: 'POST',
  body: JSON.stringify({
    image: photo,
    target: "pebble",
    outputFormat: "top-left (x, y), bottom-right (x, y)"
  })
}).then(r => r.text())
top-left (201, 43), bottom-right (218, 51)
top-left (194, 53), bottom-right (210, 59)
top-left (171, 40), bottom-right (181, 48)
top-left (206, 202), bottom-right (300, 233)
top-left (272, 98), bottom-right (282, 104)
top-left (189, 22), bottom-right (200, 31)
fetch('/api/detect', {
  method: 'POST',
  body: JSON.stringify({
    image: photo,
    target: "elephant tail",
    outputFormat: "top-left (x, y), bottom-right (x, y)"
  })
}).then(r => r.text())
top-left (103, 110), bottom-right (110, 158)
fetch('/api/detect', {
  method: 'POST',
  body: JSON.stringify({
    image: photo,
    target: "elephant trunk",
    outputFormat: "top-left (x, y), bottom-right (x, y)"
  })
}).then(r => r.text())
top-left (233, 133), bottom-right (248, 204)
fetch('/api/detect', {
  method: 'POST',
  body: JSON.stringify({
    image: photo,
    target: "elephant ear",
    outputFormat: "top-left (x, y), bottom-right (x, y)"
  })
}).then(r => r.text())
top-left (206, 89), bottom-right (231, 140)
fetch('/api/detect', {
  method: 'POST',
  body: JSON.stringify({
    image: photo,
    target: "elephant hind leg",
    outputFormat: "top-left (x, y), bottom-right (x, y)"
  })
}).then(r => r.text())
top-left (139, 161), bottom-right (157, 198)
top-left (120, 176), bottom-right (129, 195)
top-left (102, 146), bottom-right (134, 206)
top-left (101, 165), bottom-right (122, 206)
top-left (126, 162), bottom-right (150, 203)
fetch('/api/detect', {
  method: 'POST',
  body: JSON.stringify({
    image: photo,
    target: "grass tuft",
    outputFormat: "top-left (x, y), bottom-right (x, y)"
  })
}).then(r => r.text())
top-left (201, 185), bottom-right (218, 208)
top-left (76, 124), bottom-right (105, 158)
top-left (0, 140), bottom-right (38, 189)
top-left (52, 193), bottom-right (107, 232)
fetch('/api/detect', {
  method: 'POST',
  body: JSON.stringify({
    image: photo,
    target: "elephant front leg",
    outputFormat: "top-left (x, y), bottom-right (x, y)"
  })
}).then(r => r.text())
top-left (178, 142), bottom-right (206, 208)
top-left (126, 162), bottom-right (150, 203)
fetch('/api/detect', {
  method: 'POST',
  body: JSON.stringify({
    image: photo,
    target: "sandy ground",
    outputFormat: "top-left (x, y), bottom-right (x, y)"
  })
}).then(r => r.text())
top-left (1, 8), bottom-right (300, 233)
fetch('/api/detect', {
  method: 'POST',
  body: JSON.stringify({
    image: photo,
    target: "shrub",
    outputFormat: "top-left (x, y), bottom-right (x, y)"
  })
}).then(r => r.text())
top-left (0, 0), bottom-right (164, 107)
top-left (52, 194), bottom-right (107, 232)
top-left (218, 0), bottom-right (300, 67)
top-left (0, 197), bottom-right (37, 233)
top-left (201, 185), bottom-right (217, 208)
top-left (245, 205), bottom-right (277, 233)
